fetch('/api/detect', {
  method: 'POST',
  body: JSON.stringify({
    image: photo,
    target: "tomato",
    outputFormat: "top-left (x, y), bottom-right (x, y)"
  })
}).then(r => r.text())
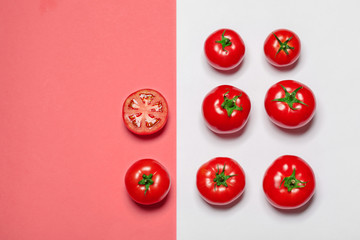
top-left (197, 157), bottom-right (245, 205)
top-left (202, 85), bottom-right (251, 134)
top-left (264, 29), bottom-right (301, 67)
top-left (123, 89), bottom-right (168, 135)
top-left (204, 29), bottom-right (245, 71)
top-left (125, 159), bottom-right (171, 205)
top-left (263, 155), bottom-right (315, 209)
top-left (264, 80), bottom-right (316, 129)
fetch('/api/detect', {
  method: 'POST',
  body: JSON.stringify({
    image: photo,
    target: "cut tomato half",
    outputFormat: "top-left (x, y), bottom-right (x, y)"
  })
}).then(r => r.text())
top-left (123, 89), bottom-right (168, 135)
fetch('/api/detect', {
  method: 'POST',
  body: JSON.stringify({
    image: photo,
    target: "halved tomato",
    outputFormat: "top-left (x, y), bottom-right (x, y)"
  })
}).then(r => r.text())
top-left (123, 89), bottom-right (168, 135)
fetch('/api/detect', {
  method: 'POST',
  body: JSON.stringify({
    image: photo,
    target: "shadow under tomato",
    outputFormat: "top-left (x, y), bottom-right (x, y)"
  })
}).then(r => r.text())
top-left (269, 193), bottom-right (316, 215)
top-left (267, 56), bottom-right (301, 71)
top-left (132, 190), bottom-right (171, 211)
top-left (207, 57), bottom-right (246, 75)
top-left (201, 191), bottom-right (246, 210)
top-left (272, 114), bottom-right (316, 136)
top-left (125, 119), bottom-right (168, 140)
top-left (211, 116), bottom-right (251, 139)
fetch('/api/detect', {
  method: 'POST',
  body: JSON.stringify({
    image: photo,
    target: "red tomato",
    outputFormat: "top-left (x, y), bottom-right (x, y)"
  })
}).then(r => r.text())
top-left (263, 155), bottom-right (315, 209)
top-left (204, 29), bottom-right (245, 71)
top-left (264, 80), bottom-right (316, 129)
top-left (202, 85), bottom-right (251, 134)
top-left (264, 29), bottom-right (301, 67)
top-left (125, 159), bottom-right (171, 205)
top-left (123, 89), bottom-right (168, 135)
top-left (197, 157), bottom-right (245, 205)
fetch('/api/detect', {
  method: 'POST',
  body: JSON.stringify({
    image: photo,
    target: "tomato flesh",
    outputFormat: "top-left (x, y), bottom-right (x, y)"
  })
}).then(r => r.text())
top-left (123, 89), bottom-right (168, 135)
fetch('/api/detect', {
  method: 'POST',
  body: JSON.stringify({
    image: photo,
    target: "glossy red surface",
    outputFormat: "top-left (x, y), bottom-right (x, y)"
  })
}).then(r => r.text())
top-left (263, 155), bottom-right (316, 209)
top-left (204, 29), bottom-right (245, 70)
top-left (197, 157), bottom-right (245, 205)
top-left (264, 80), bottom-right (316, 129)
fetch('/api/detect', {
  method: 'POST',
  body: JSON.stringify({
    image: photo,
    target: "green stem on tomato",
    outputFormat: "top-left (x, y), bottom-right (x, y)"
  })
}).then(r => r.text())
top-left (272, 84), bottom-right (308, 110)
top-left (215, 30), bottom-right (232, 52)
top-left (280, 168), bottom-right (307, 192)
top-left (273, 33), bottom-right (295, 57)
top-left (213, 164), bottom-right (237, 191)
top-left (138, 174), bottom-right (154, 195)
top-left (221, 91), bottom-right (243, 117)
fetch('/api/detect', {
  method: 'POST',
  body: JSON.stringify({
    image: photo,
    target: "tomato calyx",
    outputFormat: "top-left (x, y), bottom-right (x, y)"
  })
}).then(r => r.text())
top-left (213, 164), bottom-right (237, 190)
top-left (215, 30), bottom-right (232, 52)
top-left (272, 84), bottom-right (308, 110)
top-left (273, 33), bottom-right (295, 56)
top-left (280, 168), bottom-right (307, 192)
top-left (138, 174), bottom-right (154, 195)
top-left (221, 91), bottom-right (243, 117)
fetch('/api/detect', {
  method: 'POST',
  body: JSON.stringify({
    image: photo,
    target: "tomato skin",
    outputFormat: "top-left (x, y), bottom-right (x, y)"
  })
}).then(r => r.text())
top-left (125, 159), bottom-right (171, 205)
top-left (197, 157), bottom-right (245, 205)
top-left (204, 29), bottom-right (245, 71)
top-left (263, 155), bottom-right (315, 209)
top-left (122, 89), bottom-right (168, 135)
top-left (264, 29), bottom-right (301, 67)
top-left (202, 85), bottom-right (251, 134)
top-left (264, 80), bottom-right (316, 129)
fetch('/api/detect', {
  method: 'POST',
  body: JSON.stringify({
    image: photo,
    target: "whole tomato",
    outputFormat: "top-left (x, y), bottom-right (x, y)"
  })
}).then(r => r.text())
top-left (204, 29), bottom-right (245, 71)
top-left (123, 89), bottom-right (168, 135)
top-left (197, 157), bottom-right (246, 205)
top-left (125, 159), bottom-right (171, 205)
top-left (264, 29), bottom-right (301, 67)
top-left (263, 155), bottom-right (316, 209)
top-left (202, 85), bottom-right (251, 134)
top-left (264, 80), bottom-right (316, 129)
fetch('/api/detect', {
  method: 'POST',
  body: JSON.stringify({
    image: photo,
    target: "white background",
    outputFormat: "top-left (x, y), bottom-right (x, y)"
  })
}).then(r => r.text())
top-left (177, 0), bottom-right (360, 239)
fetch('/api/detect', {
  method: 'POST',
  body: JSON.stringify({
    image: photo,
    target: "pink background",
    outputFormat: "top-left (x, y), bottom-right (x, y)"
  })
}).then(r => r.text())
top-left (0, 0), bottom-right (176, 239)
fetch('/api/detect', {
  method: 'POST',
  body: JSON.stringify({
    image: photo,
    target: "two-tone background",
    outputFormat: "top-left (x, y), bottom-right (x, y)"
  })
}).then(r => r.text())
top-left (1, 0), bottom-right (360, 239)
